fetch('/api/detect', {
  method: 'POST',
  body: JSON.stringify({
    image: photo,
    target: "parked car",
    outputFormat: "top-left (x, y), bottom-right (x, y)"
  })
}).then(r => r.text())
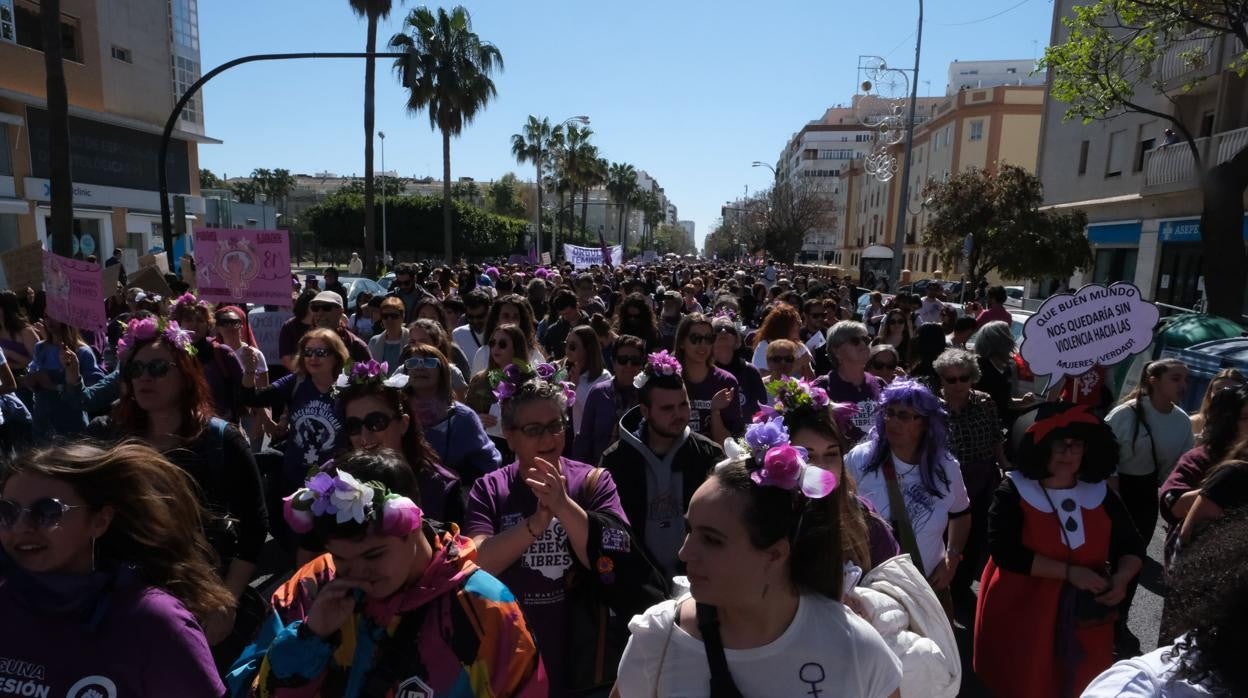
top-left (303, 273), bottom-right (386, 308)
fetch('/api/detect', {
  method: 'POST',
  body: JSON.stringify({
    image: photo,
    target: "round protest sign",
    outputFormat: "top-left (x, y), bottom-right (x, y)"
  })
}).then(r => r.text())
top-left (1019, 282), bottom-right (1159, 383)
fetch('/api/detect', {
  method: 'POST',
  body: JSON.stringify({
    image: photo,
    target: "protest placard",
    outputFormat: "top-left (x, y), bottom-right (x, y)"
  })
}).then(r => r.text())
top-left (192, 228), bottom-right (292, 307)
top-left (541, 252), bottom-right (552, 266)
top-left (101, 262), bottom-right (122, 295)
top-left (1019, 282), bottom-right (1160, 384)
top-left (43, 252), bottom-right (106, 331)
top-left (128, 265), bottom-right (173, 298)
top-left (248, 307), bottom-right (293, 366)
top-left (564, 243), bottom-right (622, 269)
top-left (1, 242), bottom-right (44, 291)
top-left (138, 253), bottom-right (170, 275)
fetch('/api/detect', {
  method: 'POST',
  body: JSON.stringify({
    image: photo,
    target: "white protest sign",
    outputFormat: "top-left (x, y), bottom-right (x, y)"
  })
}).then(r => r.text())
top-left (563, 243), bottom-right (622, 269)
top-left (1019, 282), bottom-right (1159, 383)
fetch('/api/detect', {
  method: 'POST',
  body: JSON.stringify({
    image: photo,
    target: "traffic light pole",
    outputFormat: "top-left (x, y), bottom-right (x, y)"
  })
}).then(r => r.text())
top-left (158, 51), bottom-right (409, 271)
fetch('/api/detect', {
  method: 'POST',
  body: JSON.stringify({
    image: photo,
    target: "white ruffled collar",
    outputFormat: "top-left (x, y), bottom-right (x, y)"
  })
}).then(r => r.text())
top-left (1006, 470), bottom-right (1107, 551)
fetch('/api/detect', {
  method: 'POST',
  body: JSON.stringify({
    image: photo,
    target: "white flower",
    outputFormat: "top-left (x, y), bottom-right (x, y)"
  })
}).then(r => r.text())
top-left (633, 373), bottom-right (649, 390)
top-left (383, 373), bottom-right (410, 389)
top-left (330, 471), bottom-right (375, 524)
top-left (714, 438), bottom-right (751, 472)
top-left (335, 373), bottom-right (351, 389)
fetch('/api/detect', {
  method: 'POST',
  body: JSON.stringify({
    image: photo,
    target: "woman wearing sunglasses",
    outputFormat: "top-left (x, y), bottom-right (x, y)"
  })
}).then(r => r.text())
top-left (574, 335), bottom-right (646, 465)
top-left (564, 325), bottom-right (611, 436)
top-left (470, 295), bottom-right (545, 375)
top-left (710, 314), bottom-right (767, 420)
top-left (866, 344), bottom-right (904, 386)
top-left (86, 316), bottom-right (268, 671)
top-left (407, 318), bottom-right (468, 400)
top-left (675, 313), bottom-right (742, 443)
top-left (465, 369), bottom-right (644, 697)
top-left (821, 321), bottom-right (886, 445)
top-left (366, 297), bottom-right (408, 372)
top-left (844, 380), bottom-right (971, 597)
top-left (228, 449), bottom-right (547, 696)
top-left (750, 305), bottom-right (814, 380)
top-left (400, 343), bottom-right (501, 485)
top-left (0, 442), bottom-right (233, 695)
top-left (875, 309), bottom-right (913, 366)
top-left (335, 359), bottom-right (465, 524)
top-left (466, 324), bottom-right (529, 445)
top-left (241, 329), bottom-right (348, 542)
top-left (934, 349), bottom-right (1009, 612)
top-left (215, 306), bottom-right (272, 448)
top-left (764, 338), bottom-right (803, 380)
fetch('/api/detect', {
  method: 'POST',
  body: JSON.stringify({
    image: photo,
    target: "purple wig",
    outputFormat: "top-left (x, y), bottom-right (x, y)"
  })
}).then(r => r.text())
top-left (862, 378), bottom-right (954, 496)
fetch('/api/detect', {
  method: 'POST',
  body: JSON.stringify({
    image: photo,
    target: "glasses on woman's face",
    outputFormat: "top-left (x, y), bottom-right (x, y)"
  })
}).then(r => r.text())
top-left (216, 317), bottom-right (242, 328)
top-left (0, 497), bottom-right (85, 530)
top-left (516, 419), bottom-right (566, 439)
top-left (405, 356), bottom-right (441, 371)
top-left (124, 358), bottom-right (174, 380)
top-left (942, 373), bottom-right (973, 384)
top-left (302, 347), bottom-right (332, 358)
top-left (615, 354), bottom-right (644, 367)
top-left (489, 338), bottom-right (510, 350)
top-left (768, 354), bottom-right (796, 365)
top-left (884, 407), bottom-right (922, 423)
top-left (687, 332), bottom-right (715, 346)
top-left (869, 360), bottom-right (897, 371)
top-left (381, 312), bottom-right (402, 321)
top-left (344, 411), bottom-right (394, 436)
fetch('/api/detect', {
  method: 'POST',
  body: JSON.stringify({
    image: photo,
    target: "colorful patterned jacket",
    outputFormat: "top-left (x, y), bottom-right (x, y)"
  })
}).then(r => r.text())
top-left (227, 530), bottom-right (547, 697)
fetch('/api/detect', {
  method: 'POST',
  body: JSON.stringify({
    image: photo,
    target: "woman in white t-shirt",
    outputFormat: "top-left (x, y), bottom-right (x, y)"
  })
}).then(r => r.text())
top-left (843, 379), bottom-right (971, 588)
top-left (615, 426), bottom-right (902, 698)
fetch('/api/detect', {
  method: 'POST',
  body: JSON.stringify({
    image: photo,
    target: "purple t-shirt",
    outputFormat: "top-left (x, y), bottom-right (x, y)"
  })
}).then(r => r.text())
top-left (819, 370), bottom-right (884, 445)
top-left (464, 457), bottom-right (628, 696)
top-left (0, 578), bottom-right (223, 696)
top-left (684, 367), bottom-right (744, 439)
top-left (249, 373), bottom-right (345, 483)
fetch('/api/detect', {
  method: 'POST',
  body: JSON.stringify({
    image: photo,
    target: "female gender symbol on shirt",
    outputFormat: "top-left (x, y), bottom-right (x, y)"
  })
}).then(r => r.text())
top-left (799, 662), bottom-right (826, 697)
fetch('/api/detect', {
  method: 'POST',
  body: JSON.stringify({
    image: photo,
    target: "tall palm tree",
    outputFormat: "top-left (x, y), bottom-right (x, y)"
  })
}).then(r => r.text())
top-left (390, 5), bottom-right (503, 263)
top-left (559, 124), bottom-right (592, 233)
top-left (349, 0), bottom-right (397, 274)
top-left (580, 154), bottom-right (607, 237)
top-left (606, 162), bottom-right (637, 245)
top-left (511, 115), bottom-right (562, 256)
top-left (42, 0), bottom-right (73, 257)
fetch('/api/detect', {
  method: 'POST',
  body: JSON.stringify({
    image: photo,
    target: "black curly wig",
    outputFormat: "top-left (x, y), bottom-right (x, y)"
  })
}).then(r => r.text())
top-left (1010, 402), bottom-right (1118, 482)
top-left (1167, 507), bottom-right (1248, 695)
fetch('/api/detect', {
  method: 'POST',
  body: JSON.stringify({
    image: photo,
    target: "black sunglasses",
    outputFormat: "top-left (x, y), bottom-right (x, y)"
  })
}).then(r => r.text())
top-left (302, 347), bottom-right (332, 358)
top-left (687, 333), bottom-right (715, 345)
top-left (0, 497), bottom-right (85, 530)
top-left (381, 312), bottom-right (403, 320)
top-left (125, 358), bottom-right (174, 380)
top-left (216, 317), bottom-right (243, 327)
top-left (869, 360), bottom-right (898, 371)
top-left (942, 374), bottom-right (973, 384)
top-left (344, 411), bottom-right (395, 436)
top-left (615, 354), bottom-right (644, 366)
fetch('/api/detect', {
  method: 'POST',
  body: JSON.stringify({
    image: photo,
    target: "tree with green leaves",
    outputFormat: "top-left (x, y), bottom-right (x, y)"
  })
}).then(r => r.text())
top-left (231, 179), bottom-right (260, 204)
top-left (348, 0), bottom-right (399, 274)
top-left (1041, 0), bottom-right (1248, 317)
top-left (922, 165), bottom-right (1092, 285)
top-left (486, 173), bottom-right (528, 218)
top-left (390, 5), bottom-right (503, 263)
top-left (607, 162), bottom-right (638, 246)
top-left (558, 123), bottom-right (593, 234)
top-left (200, 169), bottom-right (223, 189)
top-left (511, 115), bottom-right (563, 252)
top-left (653, 223), bottom-right (695, 255)
top-left (450, 180), bottom-right (481, 204)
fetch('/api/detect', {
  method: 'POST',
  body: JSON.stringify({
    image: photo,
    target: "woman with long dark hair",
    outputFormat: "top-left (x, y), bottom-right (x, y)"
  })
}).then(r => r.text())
top-left (615, 421), bottom-right (902, 697)
top-left (0, 442), bottom-right (233, 695)
top-left (470, 294), bottom-right (544, 374)
top-left (674, 313), bottom-right (743, 443)
top-left (28, 317), bottom-right (103, 440)
top-left (564, 324), bottom-right (610, 434)
top-left (615, 292), bottom-right (660, 351)
top-left (1189, 367), bottom-right (1245, 439)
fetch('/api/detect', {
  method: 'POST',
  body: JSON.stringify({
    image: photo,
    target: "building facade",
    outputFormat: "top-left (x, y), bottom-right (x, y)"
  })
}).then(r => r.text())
top-left (0, 0), bottom-right (213, 260)
top-left (947, 59), bottom-right (1045, 95)
top-left (1035, 0), bottom-right (1248, 311)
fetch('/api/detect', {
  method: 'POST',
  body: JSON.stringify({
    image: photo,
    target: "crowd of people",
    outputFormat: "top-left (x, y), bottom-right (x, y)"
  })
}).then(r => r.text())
top-left (0, 257), bottom-right (1242, 697)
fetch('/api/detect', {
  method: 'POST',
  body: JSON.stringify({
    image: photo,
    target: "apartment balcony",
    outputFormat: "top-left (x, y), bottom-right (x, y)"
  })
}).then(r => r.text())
top-left (1143, 126), bottom-right (1248, 195)
top-left (1158, 32), bottom-right (1217, 86)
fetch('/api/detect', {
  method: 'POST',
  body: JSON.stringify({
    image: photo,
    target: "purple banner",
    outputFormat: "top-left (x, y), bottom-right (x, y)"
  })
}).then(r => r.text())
top-left (192, 228), bottom-right (292, 308)
top-left (43, 252), bottom-right (106, 332)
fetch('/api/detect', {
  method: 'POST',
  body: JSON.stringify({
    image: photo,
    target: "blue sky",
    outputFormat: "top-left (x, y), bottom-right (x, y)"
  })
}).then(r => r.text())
top-left (198, 0), bottom-right (1055, 249)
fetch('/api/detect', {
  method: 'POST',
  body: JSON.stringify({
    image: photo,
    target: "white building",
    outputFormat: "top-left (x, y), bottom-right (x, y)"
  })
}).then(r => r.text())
top-left (947, 59), bottom-right (1045, 95)
top-left (678, 220), bottom-right (696, 248)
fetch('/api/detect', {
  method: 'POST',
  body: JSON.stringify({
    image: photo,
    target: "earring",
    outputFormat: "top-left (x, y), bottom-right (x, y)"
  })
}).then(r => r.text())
top-left (90, 536), bottom-right (97, 573)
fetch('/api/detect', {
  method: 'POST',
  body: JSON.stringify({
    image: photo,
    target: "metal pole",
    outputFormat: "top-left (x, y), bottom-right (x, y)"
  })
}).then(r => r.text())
top-left (535, 149), bottom-right (542, 260)
top-left (890, 0), bottom-right (923, 291)
top-left (380, 131), bottom-right (388, 268)
top-left (158, 51), bottom-right (407, 270)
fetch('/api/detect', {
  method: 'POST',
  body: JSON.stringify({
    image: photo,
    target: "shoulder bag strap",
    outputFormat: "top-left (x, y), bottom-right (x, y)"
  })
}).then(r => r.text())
top-left (881, 456), bottom-right (925, 573)
top-left (695, 603), bottom-right (744, 698)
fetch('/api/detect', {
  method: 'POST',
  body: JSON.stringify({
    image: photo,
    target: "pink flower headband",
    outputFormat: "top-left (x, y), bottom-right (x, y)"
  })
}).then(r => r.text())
top-left (334, 358), bottom-right (409, 391)
top-left (491, 362), bottom-right (576, 406)
top-left (117, 316), bottom-right (196, 362)
top-left (633, 350), bottom-right (682, 389)
top-left (718, 416), bottom-right (838, 498)
top-left (283, 468), bottom-right (422, 537)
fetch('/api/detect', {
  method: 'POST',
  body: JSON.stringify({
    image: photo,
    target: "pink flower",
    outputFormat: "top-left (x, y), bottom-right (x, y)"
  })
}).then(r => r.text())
top-left (380, 495), bottom-right (423, 536)
top-left (754, 444), bottom-right (803, 490)
top-left (129, 317), bottom-right (159, 342)
top-left (282, 493), bottom-right (315, 534)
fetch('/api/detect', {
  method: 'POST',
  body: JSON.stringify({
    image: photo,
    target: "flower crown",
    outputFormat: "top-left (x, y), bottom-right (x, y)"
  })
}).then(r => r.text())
top-left (633, 350), bottom-right (682, 390)
top-left (754, 377), bottom-right (857, 437)
top-left (334, 359), bottom-right (409, 391)
top-left (717, 416), bottom-right (838, 499)
top-left (117, 316), bottom-right (196, 362)
top-left (491, 362), bottom-right (576, 406)
top-left (283, 467), bottom-right (422, 537)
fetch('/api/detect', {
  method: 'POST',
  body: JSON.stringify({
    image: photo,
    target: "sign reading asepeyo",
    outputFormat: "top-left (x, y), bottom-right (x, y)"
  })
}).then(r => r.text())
top-left (1019, 282), bottom-right (1159, 383)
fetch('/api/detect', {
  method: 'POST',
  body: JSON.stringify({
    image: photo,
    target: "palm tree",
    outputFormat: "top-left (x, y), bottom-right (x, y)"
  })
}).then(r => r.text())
top-left (606, 162), bottom-right (637, 246)
top-left (511, 115), bottom-right (562, 256)
top-left (559, 124), bottom-right (592, 232)
top-left (390, 6), bottom-right (503, 263)
top-left (42, 0), bottom-right (73, 257)
top-left (349, 0), bottom-right (398, 274)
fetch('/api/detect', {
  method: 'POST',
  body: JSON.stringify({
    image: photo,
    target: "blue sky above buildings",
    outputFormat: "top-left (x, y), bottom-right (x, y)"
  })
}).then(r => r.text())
top-left (197, 0), bottom-right (1055, 249)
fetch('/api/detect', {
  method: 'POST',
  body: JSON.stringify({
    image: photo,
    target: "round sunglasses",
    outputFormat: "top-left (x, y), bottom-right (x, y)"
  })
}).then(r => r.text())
top-left (344, 411), bottom-right (395, 436)
top-left (0, 497), bottom-right (85, 530)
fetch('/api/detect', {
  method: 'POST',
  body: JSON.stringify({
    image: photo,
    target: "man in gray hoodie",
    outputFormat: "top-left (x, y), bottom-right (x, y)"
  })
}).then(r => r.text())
top-left (599, 370), bottom-right (723, 577)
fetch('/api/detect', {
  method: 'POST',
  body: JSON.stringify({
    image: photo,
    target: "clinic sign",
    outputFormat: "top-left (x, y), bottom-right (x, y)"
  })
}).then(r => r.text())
top-left (1019, 282), bottom-right (1159, 382)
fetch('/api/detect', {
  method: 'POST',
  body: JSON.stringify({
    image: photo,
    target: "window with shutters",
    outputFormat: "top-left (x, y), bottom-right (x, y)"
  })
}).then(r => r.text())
top-left (1105, 130), bottom-right (1126, 177)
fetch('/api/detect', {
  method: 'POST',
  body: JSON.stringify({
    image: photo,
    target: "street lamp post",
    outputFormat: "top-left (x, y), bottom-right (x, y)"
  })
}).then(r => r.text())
top-left (379, 131), bottom-right (388, 269)
top-left (890, 0), bottom-right (924, 290)
top-left (751, 161), bottom-right (778, 181)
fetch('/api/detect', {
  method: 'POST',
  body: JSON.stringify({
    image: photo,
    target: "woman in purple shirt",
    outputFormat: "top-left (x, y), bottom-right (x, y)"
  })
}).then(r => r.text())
top-left (464, 368), bottom-right (634, 697)
top-left (0, 441), bottom-right (230, 696)
top-left (674, 313), bottom-right (743, 442)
